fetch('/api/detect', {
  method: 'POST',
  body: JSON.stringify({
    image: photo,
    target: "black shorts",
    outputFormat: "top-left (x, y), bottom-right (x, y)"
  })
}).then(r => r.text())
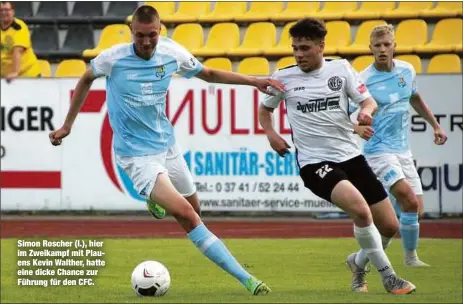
top-left (299, 154), bottom-right (387, 206)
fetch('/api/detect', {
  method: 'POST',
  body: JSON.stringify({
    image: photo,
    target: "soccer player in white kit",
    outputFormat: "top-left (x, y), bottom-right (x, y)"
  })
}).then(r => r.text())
top-left (347, 24), bottom-right (448, 287)
top-left (49, 5), bottom-right (285, 295)
top-left (259, 18), bottom-right (416, 294)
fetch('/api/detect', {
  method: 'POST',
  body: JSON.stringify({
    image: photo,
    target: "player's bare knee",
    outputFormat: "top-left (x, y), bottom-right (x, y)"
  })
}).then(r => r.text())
top-left (352, 205), bottom-right (373, 226)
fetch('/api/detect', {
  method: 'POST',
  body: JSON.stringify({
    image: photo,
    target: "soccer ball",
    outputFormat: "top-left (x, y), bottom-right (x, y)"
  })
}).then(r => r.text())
top-left (131, 260), bottom-right (171, 297)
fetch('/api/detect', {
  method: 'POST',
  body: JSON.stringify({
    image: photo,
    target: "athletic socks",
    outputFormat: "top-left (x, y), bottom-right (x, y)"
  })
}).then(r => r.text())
top-left (355, 233), bottom-right (394, 269)
top-left (187, 222), bottom-right (251, 286)
top-left (400, 212), bottom-right (420, 260)
top-left (354, 223), bottom-right (395, 279)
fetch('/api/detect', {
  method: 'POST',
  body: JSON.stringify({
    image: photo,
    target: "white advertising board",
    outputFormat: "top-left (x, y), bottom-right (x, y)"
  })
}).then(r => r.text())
top-left (1, 75), bottom-right (461, 213)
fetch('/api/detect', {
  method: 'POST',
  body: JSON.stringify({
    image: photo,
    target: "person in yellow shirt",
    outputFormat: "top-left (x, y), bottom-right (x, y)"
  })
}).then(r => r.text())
top-left (1, 1), bottom-right (41, 81)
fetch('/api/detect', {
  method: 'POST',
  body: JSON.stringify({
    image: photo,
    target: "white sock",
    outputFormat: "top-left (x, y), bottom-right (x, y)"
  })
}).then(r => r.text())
top-left (355, 234), bottom-right (394, 269)
top-left (354, 224), bottom-right (395, 279)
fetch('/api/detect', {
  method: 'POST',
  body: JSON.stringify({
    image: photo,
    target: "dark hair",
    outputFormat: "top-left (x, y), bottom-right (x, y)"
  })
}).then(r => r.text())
top-left (132, 5), bottom-right (159, 23)
top-left (289, 18), bottom-right (327, 41)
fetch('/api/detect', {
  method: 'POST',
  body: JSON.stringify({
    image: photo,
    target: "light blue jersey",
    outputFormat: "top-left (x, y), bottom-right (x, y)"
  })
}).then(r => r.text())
top-left (351, 60), bottom-right (418, 155)
top-left (90, 38), bottom-right (203, 157)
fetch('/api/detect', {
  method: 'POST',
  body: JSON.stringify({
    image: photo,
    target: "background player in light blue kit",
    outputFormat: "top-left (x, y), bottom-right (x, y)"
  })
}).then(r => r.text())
top-left (348, 24), bottom-right (448, 289)
top-left (48, 5), bottom-right (285, 296)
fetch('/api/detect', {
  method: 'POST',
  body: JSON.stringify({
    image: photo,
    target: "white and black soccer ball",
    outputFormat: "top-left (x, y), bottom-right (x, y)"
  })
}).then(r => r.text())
top-left (131, 261), bottom-right (171, 297)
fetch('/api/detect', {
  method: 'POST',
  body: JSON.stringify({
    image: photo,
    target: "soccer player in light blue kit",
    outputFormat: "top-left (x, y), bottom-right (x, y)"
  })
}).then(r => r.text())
top-left (346, 24), bottom-right (448, 292)
top-left (49, 5), bottom-right (285, 295)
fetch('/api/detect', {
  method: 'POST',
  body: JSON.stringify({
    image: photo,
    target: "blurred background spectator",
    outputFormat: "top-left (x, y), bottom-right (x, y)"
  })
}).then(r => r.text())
top-left (1, 1), bottom-right (40, 81)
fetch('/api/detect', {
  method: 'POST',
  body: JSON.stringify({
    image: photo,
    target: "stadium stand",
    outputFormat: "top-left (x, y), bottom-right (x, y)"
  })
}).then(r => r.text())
top-left (276, 56), bottom-right (296, 70)
top-left (394, 19), bottom-right (428, 54)
top-left (14, 1), bottom-right (462, 75)
top-left (415, 18), bottom-right (463, 53)
top-left (394, 55), bottom-right (423, 73)
top-left (316, 1), bottom-right (358, 20)
top-left (203, 57), bottom-right (233, 72)
top-left (270, 2), bottom-right (320, 22)
top-left (427, 54), bottom-right (462, 73)
top-left (351, 55), bottom-right (375, 72)
top-left (198, 2), bottom-right (247, 23)
top-left (228, 22), bottom-right (277, 57)
top-left (55, 59), bottom-right (87, 77)
top-left (37, 59), bottom-right (52, 77)
top-left (171, 23), bottom-right (204, 53)
top-left (234, 2), bottom-right (284, 22)
top-left (324, 21), bottom-right (351, 55)
top-left (338, 20), bottom-right (387, 55)
top-left (383, 1), bottom-right (434, 19)
top-left (237, 57), bottom-right (270, 76)
top-left (344, 2), bottom-right (396, 20)
top-left (192, 22), bottom-right (240, 57)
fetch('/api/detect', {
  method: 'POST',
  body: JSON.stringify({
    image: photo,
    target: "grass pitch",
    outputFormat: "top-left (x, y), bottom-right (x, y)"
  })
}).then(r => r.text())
top-left (1, 238), bottom-right (462, 303)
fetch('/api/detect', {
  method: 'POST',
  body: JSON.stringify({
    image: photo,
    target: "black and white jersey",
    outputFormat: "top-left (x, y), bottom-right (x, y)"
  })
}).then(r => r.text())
top-left (263, 59), bottom-right (371, 166)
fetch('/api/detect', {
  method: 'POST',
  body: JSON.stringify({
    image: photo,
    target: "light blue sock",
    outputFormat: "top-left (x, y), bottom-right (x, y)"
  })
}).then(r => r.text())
top-left (400, 212), bottom-right (419, 251)
top-left (187, 223), bottom-right (251, 286)
top-left (388, 192), bottom-right (402, 219)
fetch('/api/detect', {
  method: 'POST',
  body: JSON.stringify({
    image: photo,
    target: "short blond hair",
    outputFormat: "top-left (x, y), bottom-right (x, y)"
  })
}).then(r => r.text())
top-left (370, 24), bottom-right (395, 41)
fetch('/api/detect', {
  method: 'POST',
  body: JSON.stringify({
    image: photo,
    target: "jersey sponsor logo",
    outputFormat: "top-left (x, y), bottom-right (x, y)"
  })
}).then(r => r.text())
top-left (155, 65), bottom-right (166, 79)
top-left (296, 96), bottom-right (340, 113)
top-left (357, 83), bottom-right (367, 94)
top-left (327, 76), bottom-right (343, 91)
top-left (315, 164), bottom-right (333, 178)
top-left (294, 87), bottom-right (305, 92)
top-left (398, 76), bottom-right (406, 88)
top-left (189, 57), bottom-right (196, 67)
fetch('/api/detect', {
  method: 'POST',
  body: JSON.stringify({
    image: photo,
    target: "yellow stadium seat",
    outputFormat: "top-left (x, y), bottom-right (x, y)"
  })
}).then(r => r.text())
top-left (351, 55), bottom-right (374, 72)
top-left (171, 23), bottom-right (203, 53)
top-left (234, 2), bottom-right (284, 22)
top-left (324, 21), bottom-right (351, 55)
top-left (198, 2), bottom-right (247, 23)
top-left (192, 23), bottom-right (240, 57)
top-left (344, 2), bottom-right (396, 20)
top-left (427, 54), bottom-right (461, 73)
top-left (237, 57), bottom-right (270, 76)
top-left (338, 20), bottom-right (386, 55)
top-left (126, 2), bottom-right (176, 23)
top-left (383, 2), bottom-right (433, 19)
top-left (263, 22), bottom-right (295, 56)
top-left (394, 19), bottom-right (428, 54)
top-left (316, 2), bottom-right (359, 20)
top-left (83, 24), bottom-right (131, 58)
top-left (276, 56), bottom-right (296, 70)
top-left (270, 2), bottom-right (320, 22)
top-left (163, 2), bottom-right (210, 23)
top-left (55, 59), bottom-right (87, 77)
top-left (37, 60), bottom-right (51, 77)
top-left (160, 24), bottom-right (167, 37)
top-left (415, 18), bottom-right (463, 53)
top-left (394, 55), bottom-right (422, 73)
top-left (420, 2), bottom-right (463, 18)
top-left (228, 22), bottom-right (276, 57)
top-left (203, 58), bottom-right (233, 71)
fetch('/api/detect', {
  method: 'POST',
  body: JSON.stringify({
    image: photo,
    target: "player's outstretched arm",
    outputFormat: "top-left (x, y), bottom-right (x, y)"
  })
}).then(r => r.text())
top-left (410, 93), bottom-right (448, 145)
top-left (49, 68), bottom-right (97, 146)
top-left (195, 66), bottom-right (285, 96)
top-left (258, 104), bottom-right (290, 157)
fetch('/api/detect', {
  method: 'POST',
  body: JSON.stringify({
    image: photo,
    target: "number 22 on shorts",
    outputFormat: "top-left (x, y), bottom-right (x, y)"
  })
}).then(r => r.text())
top-left (316, 164), bottom-right (333, 178)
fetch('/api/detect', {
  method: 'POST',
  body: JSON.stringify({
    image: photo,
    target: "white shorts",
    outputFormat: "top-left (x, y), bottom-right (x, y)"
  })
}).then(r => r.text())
top-left (115, 143), bottom-right (196, 200)
top-left (366, 152), bottom-right (423, 195)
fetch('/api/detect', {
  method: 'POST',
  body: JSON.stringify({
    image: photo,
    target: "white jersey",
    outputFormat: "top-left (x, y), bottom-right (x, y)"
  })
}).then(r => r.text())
top-left (262, 59), bottom-right (371, 167)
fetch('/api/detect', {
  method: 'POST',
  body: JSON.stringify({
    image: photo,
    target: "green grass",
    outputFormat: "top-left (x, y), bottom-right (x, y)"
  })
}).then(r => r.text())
top-left (1, 238), bottom-right (462, 303)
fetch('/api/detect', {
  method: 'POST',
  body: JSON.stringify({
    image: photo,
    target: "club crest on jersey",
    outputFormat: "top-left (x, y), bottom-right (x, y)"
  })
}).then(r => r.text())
top-left (398, 76), bottom-right (406, 88)
top-left (327, 76), bottom-right (343, 91)
top-left (155, 65), bottom-right (166, 78)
